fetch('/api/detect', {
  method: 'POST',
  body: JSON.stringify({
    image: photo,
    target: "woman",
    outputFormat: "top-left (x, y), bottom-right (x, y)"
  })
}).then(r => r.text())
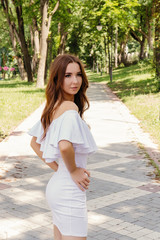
top-left (29, 54), bottom-right (97, 240)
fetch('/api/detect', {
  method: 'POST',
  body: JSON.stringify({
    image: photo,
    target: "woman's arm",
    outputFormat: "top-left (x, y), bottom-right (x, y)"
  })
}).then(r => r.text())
top-left (30, 137), bottom-right (58, 171)
top-left (59, 140), bottom-right (90, 191)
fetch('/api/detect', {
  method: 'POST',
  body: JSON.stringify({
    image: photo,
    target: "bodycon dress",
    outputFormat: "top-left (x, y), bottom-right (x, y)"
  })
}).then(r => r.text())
top-left (28, 110), bottom-right (97, 237)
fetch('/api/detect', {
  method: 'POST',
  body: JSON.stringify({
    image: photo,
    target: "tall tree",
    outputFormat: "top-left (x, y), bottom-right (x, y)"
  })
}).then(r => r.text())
top-left (114, 24), bottom-right (118, 68)
top-left (36, 0), bottom-right (60, 88)
top-left (0, 0), bottom-right (28, 80)
top-left (12, 0), bottom-right (33, 82)
top-left (154, 0), bottom-right (160, 90)
top-left (130, 0), bottom-right (154, 60)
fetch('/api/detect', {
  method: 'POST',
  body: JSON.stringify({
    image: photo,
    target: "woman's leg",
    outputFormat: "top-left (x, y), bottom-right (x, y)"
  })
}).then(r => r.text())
top-left (62, 236), bottom-right (86, 240)
top-left (54, 225), bottom-right (62, 240)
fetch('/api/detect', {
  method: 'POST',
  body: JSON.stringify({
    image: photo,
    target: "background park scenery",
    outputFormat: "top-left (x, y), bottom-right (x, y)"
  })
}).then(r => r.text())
top-left (0, 0), bottom-right (160, 155)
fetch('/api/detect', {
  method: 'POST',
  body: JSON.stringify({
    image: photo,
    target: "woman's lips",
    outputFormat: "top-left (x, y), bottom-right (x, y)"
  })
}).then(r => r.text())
top-left (71, 87), bottom-right (78, 90)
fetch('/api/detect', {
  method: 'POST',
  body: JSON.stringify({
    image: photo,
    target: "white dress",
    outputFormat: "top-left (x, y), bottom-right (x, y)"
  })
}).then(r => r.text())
top-left (28, 110), bottom-right (97, 237)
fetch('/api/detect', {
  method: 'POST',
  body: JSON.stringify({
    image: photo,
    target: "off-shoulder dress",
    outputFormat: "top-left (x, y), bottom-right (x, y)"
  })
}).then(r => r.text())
top-left (28, 110), bottom-right (97, 237)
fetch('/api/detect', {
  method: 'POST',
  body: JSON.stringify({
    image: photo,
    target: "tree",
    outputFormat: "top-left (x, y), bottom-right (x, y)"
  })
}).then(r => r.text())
top-left (13, 0), bottom-right (33, 82)
top-left (1, 0), bottom-right (60, 85)
top-left (81, 0), bottom-right (140, 74)
top-left (56, 1), bottom-right (73, 54)
top-left (0, 0), bottom-right (28, 80)
top-left (154, 0), bottom-right (160, 90)
top-left (129, 0), bottom-right (154, 60)
top-left (36, 0), bottom-right (60, 88)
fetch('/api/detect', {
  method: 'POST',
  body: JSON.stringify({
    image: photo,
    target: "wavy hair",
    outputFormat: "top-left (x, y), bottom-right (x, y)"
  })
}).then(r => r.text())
top-left (41, 54), bottom-right (90, 138)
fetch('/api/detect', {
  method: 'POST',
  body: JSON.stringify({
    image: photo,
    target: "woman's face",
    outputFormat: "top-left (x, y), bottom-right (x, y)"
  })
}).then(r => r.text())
top-left (62, 62), bottom-right (82, 101)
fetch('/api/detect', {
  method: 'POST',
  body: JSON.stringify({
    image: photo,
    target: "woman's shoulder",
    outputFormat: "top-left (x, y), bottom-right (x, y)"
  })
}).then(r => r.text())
top-left (52, 101), bottom-right (78, 121)
top-left (60, 101), bottom-right (78, 112)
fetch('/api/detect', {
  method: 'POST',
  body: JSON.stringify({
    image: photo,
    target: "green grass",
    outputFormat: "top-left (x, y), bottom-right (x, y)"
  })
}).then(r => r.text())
top-left (0, 77), bottom-right (45, 141)
top-left (88, 63), bottom-right (160, 149)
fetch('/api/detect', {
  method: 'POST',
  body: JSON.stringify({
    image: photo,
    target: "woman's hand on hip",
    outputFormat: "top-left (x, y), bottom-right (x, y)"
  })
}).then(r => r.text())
top-left (70, 168), bottom-right (90, 191)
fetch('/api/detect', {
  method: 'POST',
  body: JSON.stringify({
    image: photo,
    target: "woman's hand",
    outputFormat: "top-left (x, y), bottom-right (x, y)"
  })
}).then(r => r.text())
top-left (59, 140), bottom-right (90, 191)
top-left (70, 168), bottom-right (90, 191)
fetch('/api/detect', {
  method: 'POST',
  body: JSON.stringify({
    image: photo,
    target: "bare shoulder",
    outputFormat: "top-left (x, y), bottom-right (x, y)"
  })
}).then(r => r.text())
top-left (53, 101), bottom-right (78, 120)
top-left (60, 101), bottom-right (78, 112)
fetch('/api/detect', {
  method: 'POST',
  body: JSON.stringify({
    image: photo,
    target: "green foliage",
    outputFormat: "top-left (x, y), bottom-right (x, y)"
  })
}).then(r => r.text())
top-left (0, 12), bottom-right (12, 50)
top-left (0, 0), bottom-right (157, 84)
top-left (67, 22), bottom-right (83, 55)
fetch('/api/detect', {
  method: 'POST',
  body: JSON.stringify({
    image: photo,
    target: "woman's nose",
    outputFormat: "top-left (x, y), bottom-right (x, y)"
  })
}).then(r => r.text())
top-left (73, 75), bottom-right (78, 82)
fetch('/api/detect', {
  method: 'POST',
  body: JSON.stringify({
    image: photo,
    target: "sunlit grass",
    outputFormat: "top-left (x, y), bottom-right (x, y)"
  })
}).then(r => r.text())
top-left (87, 62), bottom-right (160, 149)
top-left (0, 77), bottom-right (45, 141)
top-left (125, 93), bottom-right (160, 147)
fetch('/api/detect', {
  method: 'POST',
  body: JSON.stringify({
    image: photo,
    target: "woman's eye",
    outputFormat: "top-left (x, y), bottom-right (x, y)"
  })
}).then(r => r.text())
top-left (65, 74), bottom-right (71, 78)
top-left (77, 73), bottom-right (82, 77)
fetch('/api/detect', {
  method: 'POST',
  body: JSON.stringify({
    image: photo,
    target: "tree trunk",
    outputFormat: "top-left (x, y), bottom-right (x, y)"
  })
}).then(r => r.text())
top-left (58, 32), bottom-right (68, 54)
top-left (1, 0), bottom-right (27, 80)
top-left (13, 1), bottom-right (33, 82)
top-left (14, 4), bottom-right (33, 82)
top-left (58, 23), bottom-right (68, 54)
top-left (115, 25), bottom-right (118, 68)
top-left (36, 0), bottom-right (49, 88)
top-left (146, 3), bottom-right (154, 53)
top-left (96, 61), bottom-right (99, 73)
top-left (9, 23), bottom-right (27, 80)
top-left (148, 20), bottom-right (154, 51)
top-left (154, 0), bottom-right (160, 90)
top-left (36, 0), bottom-right (60, 88)
top-left (44, 41), bottom-right (49, 84)
top-left (130, 29), bottom-right (146, 61)
top-left (121, 41), bottom-right (127, 66)
top-left (30, 25), bottom-right (34, 50)
top-left (108, 34), bottom-right (112, 82)
top-left (139, 35), bottom-right (146, 60)
top-left (47, 33), bottom-right (53, 70)
top-left (31, 18), bottom-right (40, 74)
top-left (17, 56), bottom-right (27, 80)
top-left (92, 55), bottom-right (95, 72)
top-left (104, 35), bottom-right (108, 73)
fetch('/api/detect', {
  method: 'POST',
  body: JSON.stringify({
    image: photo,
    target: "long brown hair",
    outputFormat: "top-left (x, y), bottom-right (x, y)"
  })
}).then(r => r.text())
top-left (41, 54), bottom-right (89, 138)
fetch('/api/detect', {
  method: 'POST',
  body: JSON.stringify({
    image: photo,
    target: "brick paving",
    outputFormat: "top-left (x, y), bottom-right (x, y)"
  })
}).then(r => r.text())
top-left (0, 83), bottom-right (160, 240)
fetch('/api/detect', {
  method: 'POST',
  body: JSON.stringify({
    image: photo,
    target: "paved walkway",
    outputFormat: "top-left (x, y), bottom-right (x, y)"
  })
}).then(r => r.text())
top-left (0, 83), bottom-right (160, 240)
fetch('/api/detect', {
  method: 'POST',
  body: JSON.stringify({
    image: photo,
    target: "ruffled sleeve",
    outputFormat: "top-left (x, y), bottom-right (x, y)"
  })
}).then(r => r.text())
top-left (28, 110), bottom-right (97, 163)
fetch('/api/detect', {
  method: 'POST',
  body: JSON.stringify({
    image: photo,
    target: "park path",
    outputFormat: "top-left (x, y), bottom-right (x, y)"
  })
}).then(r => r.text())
top-left (0, 82), bottom-right (160, 240)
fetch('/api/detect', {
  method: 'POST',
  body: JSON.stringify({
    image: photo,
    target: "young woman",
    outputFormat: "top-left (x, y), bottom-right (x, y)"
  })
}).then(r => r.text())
top-left (29, 54), bottom-right (97, 240)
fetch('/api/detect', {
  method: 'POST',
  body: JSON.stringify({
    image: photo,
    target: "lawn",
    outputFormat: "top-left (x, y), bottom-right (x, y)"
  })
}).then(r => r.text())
top-left (88, 62), bottom-right (160, 149)
top-left (0, 78), bottom-right (45, 141)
